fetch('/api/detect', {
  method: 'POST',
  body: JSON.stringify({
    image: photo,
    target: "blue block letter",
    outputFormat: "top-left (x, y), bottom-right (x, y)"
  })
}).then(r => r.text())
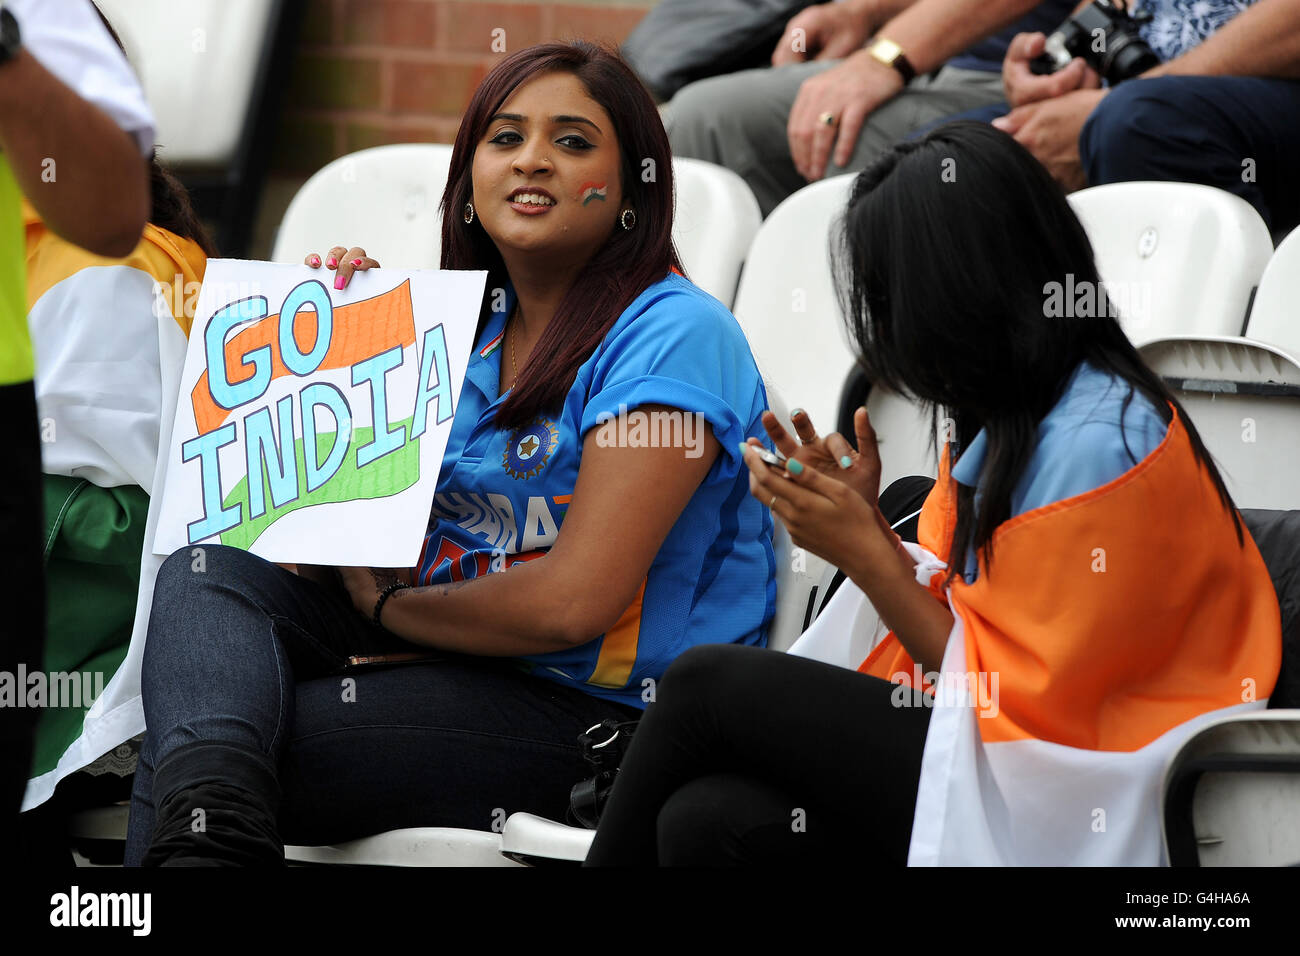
top-left (206, 297), bottom-right (271, 410)
top-left (182, 422), bottom-right (241, 542)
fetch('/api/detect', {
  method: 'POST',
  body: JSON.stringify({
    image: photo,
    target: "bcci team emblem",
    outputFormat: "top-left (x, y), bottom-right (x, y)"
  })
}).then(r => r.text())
top-left (503, 418), bottom-right (559, 480)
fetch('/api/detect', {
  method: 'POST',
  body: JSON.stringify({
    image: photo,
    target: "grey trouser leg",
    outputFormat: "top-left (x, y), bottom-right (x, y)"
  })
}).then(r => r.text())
top-left (667, 62), bottom-right (1005, 216)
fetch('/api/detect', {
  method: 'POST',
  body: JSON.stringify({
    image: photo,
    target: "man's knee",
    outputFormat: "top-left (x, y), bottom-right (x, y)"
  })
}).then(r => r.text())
top-left (667, 67), bottom-right (803, 157)
top-left (1080, 78), bottom-right (1198, 181)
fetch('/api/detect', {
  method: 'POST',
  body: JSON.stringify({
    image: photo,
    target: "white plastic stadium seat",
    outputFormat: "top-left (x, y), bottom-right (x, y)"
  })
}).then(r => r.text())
top-left (285, 829), bottom-right (521, 867)
top-left (671, 158), bottom-right (762, 308)
top-left (1137, 227), bottom-right (1300, 511)
top-left (1162, 712), bottom-right (1300, 866)
top-left (96, 0), bottom-right (277, 169)
top-left (271, 145), bottom-right (454, 269)
top-left (1237, 225), bottom-right (1300, 359)
top-left (1066, 182), bottom-right (1273, 346)
top-left (500, 812), bottom-right (594, 864)
top-left (732, 175), bottom-right (857, 433)
top-left (1139, 337), bottom-right (1300, 510)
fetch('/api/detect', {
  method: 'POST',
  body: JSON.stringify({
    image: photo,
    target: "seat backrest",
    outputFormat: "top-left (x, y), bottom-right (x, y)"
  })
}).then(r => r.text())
top-left (732, 175), bottom-right (857, 432)
top-left (272, 151), bottom-right (761, 296)
top-left (671, 158), bottom-right (762, 309)
top-left (96, 0), bottom-right (280, 167)
top-left (1243, 226), bottom-right (1300, 356)
top-left (270, 144), bottom-right (454, 268)
top-left (1067, 182), bottom-right (1273, 345)
top-left (1140, 337), bottom-right (1300, 510)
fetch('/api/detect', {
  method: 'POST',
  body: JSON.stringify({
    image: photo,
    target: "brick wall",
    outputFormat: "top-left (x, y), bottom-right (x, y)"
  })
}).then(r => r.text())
top-left (271, 0), bottom-right (654, 177)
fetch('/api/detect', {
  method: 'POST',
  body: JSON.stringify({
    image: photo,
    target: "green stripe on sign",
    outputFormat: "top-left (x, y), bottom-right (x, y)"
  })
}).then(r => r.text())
top-left (219, 418), bottom-right (420, 551)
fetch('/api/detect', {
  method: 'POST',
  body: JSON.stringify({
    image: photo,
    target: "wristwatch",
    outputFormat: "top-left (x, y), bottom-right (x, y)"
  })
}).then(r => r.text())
top-left (0, 6), bottom-right (21, 67)
top-left (865, 36), bottom-right (917, 85)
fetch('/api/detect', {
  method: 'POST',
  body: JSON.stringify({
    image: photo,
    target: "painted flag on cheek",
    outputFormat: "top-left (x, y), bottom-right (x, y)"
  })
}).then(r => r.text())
top-left (579, 181), bottom-right (608, 206)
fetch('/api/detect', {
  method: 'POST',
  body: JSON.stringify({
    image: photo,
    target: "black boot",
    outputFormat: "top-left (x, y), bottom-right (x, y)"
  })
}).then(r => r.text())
top-left (142, 740), bottom-right (285, 867)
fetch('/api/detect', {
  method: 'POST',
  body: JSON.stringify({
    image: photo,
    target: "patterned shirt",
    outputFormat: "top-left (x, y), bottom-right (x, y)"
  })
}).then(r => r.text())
top-left (1136, 0), bottom-right (1256, 62)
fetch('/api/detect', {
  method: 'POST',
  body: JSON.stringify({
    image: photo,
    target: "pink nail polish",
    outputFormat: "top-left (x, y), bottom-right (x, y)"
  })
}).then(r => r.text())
top-left (327, 256), bottom-right (337, 268)
top-left (352, 258), bottom-right (363, 267)
top-left (334, 275), bottom-right (345, 291)
top-left (309, 255), bottom-right (320, 267)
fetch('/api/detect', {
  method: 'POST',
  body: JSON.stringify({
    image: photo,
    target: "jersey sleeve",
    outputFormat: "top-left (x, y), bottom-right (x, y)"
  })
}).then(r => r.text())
top-left (579, 283), bottom-right (768, 471)
top-left (12, 0), bottom-right (155, 156)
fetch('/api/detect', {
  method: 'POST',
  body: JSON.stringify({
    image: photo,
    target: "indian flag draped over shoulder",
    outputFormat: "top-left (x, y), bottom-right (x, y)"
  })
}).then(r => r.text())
top-left (860, 408), bottom-right (1282, 865)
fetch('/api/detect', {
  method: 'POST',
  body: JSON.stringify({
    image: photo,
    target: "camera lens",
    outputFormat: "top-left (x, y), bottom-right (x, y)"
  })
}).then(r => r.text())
top-left (1102, 32), bottom-right (1161, 82)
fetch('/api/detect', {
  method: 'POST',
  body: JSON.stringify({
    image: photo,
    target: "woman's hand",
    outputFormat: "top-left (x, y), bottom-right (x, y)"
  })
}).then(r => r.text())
top-left (304, 245), bottom-right (381, 291)
top-left (743, 445), bottom-right (952, 672)
top-left (338, 566), bottom-right (412, 624)
top-left (742, 442), bottom-right (901, 582)
top-left (753, 406), bottom-right (881, 504)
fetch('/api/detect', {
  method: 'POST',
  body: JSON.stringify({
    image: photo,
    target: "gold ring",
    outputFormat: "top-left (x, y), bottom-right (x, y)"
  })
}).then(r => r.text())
top-left (819, 111), bottom-right (837, 127)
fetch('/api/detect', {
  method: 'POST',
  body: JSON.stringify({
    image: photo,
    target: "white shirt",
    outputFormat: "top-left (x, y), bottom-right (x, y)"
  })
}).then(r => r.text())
top-left (8, 0), bottom-right (154, 155)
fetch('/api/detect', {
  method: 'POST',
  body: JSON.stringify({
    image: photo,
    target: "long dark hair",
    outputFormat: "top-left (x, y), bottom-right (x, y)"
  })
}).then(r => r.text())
top-left (833, 121), bottom-right (1240, 582)
top-left (92, 2), bottom-right (216, 256)
top-left (440, 41), bottom-right (684, 429)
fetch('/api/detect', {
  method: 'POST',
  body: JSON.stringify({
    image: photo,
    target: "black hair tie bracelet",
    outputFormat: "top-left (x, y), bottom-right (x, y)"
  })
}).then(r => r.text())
top-left (373, 582), bottom-right (409, 628)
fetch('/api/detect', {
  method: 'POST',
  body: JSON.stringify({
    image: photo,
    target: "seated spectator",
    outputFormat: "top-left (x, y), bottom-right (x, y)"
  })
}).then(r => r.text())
top-left (585, 122), bottom-right (1281, 866)
top-left (667, 0), bottom-right (1074, 215)
top-left (20, 156), bottom-right (211, 812)
top-left (125, 41), bottom-right (775, 866)
top-left (990, 0), bottom-right (1300, 234)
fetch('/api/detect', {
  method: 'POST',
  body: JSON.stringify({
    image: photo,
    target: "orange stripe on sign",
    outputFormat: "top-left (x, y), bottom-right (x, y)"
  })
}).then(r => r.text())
top-left (588, 579), bottom-right (645, 689)
top-left (191, 279), bottom-right (417, 434)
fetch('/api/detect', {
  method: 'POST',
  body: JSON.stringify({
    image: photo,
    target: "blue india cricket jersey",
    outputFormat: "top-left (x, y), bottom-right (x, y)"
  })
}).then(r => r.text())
top-left (413, 272), bottom-right (776, 708)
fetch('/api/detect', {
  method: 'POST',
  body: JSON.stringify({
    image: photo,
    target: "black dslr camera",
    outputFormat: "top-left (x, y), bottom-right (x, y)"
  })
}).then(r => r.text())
top-left (1029, 0), bottom-right (1160, 85)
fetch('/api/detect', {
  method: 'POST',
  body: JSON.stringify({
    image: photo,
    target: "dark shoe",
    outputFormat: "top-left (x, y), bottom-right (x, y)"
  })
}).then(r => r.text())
top-left (142, 741), bottom-right (285, 867)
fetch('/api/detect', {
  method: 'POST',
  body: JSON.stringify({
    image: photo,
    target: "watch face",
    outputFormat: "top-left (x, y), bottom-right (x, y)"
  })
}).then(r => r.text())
top-left (873, 39), bottom-right (903, 63)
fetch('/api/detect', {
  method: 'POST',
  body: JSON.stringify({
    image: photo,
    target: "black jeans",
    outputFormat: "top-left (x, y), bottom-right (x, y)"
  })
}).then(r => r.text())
top-left (585, 477), bottom-right (936, 866)
top-left (125, 545), bottom-right (637, 864)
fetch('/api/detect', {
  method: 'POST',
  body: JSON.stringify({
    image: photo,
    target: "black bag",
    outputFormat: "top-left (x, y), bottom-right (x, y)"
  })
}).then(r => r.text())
top-left (567, 718), bottom-right (639, 829)
top-left (622, 0), bottom-right (819, 102)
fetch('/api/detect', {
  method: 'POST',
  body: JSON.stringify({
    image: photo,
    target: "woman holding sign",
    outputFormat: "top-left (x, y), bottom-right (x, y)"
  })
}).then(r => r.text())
top-left (125, 41), bottom-right (776, 864)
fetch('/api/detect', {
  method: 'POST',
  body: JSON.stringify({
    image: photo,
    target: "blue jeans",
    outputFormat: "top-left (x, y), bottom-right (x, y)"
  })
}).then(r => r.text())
top-left (1081, 75), bottom-right (1300, 236)
top-left (125, 546), bottom-right (637, 864)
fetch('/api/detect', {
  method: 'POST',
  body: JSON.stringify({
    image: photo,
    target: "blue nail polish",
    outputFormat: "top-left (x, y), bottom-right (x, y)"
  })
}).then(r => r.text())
top-left (738, 441), bottom-right (751, 457)
top-left (790, 408), bottom-right (804, 418)
top-left (839, 455), bottom-right (852, 469)
top-left (786, 458), bottom-right (804, 475)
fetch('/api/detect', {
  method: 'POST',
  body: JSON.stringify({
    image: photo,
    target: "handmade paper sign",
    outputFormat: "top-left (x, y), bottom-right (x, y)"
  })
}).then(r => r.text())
top-left (154, 261), bottom-right (485, 567)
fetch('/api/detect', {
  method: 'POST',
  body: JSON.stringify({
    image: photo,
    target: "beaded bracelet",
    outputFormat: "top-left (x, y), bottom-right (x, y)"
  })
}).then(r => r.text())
top-left (372, 581), bottom-right (409, 628)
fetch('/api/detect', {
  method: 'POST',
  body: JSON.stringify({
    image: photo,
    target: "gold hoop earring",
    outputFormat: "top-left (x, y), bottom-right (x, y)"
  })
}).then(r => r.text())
top-left (620, 208), bottom-right (637, 231)
top-left (463, 202), bottom-right (475, 225)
